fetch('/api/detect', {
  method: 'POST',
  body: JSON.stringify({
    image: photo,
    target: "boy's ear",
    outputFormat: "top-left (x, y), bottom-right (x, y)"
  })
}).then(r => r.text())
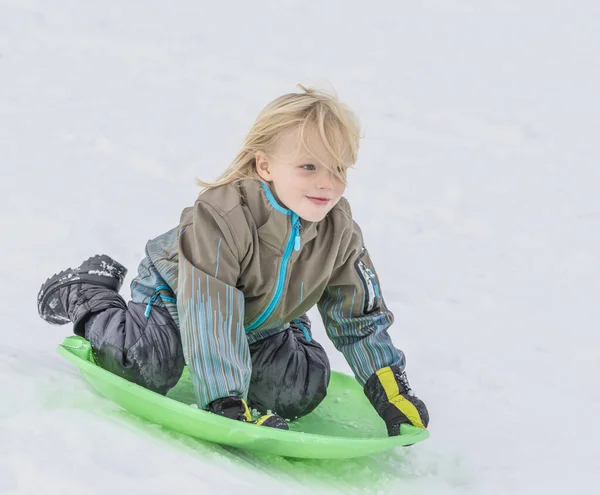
top-left (255, 152), bottom-right (272, 181)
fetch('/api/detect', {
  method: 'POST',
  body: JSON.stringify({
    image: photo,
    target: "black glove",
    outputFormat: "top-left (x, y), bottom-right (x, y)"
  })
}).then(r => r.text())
top-left (207, 396), bottom-right (288, 430)
top-left (364, 365), bottom-right (429, 436)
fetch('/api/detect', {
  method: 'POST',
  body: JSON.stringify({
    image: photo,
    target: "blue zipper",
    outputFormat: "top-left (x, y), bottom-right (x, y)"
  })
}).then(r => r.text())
top-left (246, 212), bottom-right (301, 331)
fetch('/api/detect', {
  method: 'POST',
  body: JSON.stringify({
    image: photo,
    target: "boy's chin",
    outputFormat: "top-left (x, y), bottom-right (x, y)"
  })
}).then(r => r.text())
top-left (298, 210), bottom-right (329, 222)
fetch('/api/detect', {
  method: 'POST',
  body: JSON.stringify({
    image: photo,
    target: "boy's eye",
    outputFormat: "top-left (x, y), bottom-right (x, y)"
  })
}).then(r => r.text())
top-left (301, 164), bottom-right (316, 171)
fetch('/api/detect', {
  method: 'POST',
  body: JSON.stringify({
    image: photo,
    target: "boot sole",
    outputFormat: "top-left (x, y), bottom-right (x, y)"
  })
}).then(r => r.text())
top-left (37, 255), bottom-right (128, 325)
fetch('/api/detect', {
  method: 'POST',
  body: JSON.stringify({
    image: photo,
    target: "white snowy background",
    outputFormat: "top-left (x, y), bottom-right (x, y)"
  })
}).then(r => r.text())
top-left (1, 1), bottom-right (599, 494)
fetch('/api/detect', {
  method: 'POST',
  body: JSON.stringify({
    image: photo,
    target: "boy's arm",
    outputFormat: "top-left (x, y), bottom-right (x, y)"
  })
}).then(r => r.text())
top-left (177, 200), bottom-right (252, 409)
top-left (317, 220), bottom-right (403, 385)
top-left (317, 220), bottom-right (429, 433)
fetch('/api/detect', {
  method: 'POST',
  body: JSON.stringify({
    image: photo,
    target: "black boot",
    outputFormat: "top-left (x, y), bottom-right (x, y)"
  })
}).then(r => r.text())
top-left (37, 254), bottom-right (128, 334)
top-left (207, 396), bottom-right (289, 430)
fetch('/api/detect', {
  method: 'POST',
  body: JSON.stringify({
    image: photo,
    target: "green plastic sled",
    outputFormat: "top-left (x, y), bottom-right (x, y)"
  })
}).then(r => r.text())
top-left (57, 336), bottom-right (429, 459)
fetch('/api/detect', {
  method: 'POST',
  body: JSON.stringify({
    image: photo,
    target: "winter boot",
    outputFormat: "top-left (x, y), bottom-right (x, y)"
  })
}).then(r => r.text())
top-left (207, 396), bottom-right (289, 430)
top-left (37, 254), bottom-right (128, 335)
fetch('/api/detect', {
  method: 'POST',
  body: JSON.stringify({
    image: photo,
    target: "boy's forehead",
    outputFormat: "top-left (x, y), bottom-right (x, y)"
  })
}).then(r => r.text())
top-left (277, 127), bottom-right (334, 163)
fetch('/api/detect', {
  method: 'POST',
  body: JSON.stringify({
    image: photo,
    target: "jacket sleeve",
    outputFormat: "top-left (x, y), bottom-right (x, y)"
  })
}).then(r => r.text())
top-left (317, 219), bottom-right (405, 386)
top-left (177, 199), bottom-right (251, 409)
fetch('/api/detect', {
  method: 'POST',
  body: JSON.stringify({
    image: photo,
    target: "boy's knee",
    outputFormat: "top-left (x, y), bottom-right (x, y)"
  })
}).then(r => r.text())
top-left (88, 303), bottom-right (184, 395)
top-left (248, 327), bottom-right (331, 420)
top-left (128, 319), bottom-right (185, 394)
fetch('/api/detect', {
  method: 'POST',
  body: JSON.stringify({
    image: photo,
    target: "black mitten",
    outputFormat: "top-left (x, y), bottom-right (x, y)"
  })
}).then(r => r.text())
top-left (364, 366), bottom-right (429, 436)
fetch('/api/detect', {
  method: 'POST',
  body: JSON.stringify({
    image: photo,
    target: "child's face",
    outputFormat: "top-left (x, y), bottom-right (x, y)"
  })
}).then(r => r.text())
top-left (255, 127), bottom-right (346, 222)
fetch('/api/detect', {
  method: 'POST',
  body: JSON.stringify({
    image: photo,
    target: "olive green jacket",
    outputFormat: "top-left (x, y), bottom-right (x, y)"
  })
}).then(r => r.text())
top-left (130, 179), bottom-right (403, 408)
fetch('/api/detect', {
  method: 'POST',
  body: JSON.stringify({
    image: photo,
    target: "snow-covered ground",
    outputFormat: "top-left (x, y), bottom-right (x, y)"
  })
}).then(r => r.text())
top-left (2, 1), bottom-right (599, 493)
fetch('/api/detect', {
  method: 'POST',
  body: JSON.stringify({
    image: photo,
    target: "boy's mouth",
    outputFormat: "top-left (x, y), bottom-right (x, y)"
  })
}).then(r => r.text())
top-left (306, 196), bottom-right (331, 206)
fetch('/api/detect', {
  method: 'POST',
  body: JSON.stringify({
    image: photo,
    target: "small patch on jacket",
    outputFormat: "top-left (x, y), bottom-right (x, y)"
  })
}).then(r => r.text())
top-left (354, 247), bottom-right (377, 313)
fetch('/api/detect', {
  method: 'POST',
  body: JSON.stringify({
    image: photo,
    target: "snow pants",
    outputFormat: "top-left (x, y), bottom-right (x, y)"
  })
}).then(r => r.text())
top-left (83, 296), bottom-right (331, 420)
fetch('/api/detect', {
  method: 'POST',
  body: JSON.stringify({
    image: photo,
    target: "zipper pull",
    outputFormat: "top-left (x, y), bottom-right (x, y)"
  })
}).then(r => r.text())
top-left (294, 318), bottom-right (312, 342)
top-left (144, 293), bottom-right (159, 318)
top-left (294, 220), bottom-right (301, 251)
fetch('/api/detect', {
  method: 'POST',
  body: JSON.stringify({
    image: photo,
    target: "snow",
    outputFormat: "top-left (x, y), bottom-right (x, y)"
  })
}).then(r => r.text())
top-left (1, 0), bottom-right (599, 493)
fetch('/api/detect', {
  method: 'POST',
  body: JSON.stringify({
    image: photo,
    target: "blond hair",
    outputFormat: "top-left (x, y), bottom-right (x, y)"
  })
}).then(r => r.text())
top-left (197, 84), bottom-right (361, 189)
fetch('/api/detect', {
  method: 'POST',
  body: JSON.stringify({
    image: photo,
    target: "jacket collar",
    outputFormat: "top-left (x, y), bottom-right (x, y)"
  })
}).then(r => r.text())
top-left (237, 179), bottom-right (319, 254)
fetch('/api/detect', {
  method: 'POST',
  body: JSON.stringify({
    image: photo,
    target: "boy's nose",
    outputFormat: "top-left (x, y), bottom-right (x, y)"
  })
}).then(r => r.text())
top-left (317, 172), bottom-right (334, 190)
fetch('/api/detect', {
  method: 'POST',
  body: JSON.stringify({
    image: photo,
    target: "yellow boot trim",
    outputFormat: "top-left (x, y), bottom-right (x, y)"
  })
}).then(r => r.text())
top-left (255, 414), bottom-right (274, 426)
top-left (241, 399), bottom-right (252, 422)
top-left (376, 367), bottom-right (425, 429)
